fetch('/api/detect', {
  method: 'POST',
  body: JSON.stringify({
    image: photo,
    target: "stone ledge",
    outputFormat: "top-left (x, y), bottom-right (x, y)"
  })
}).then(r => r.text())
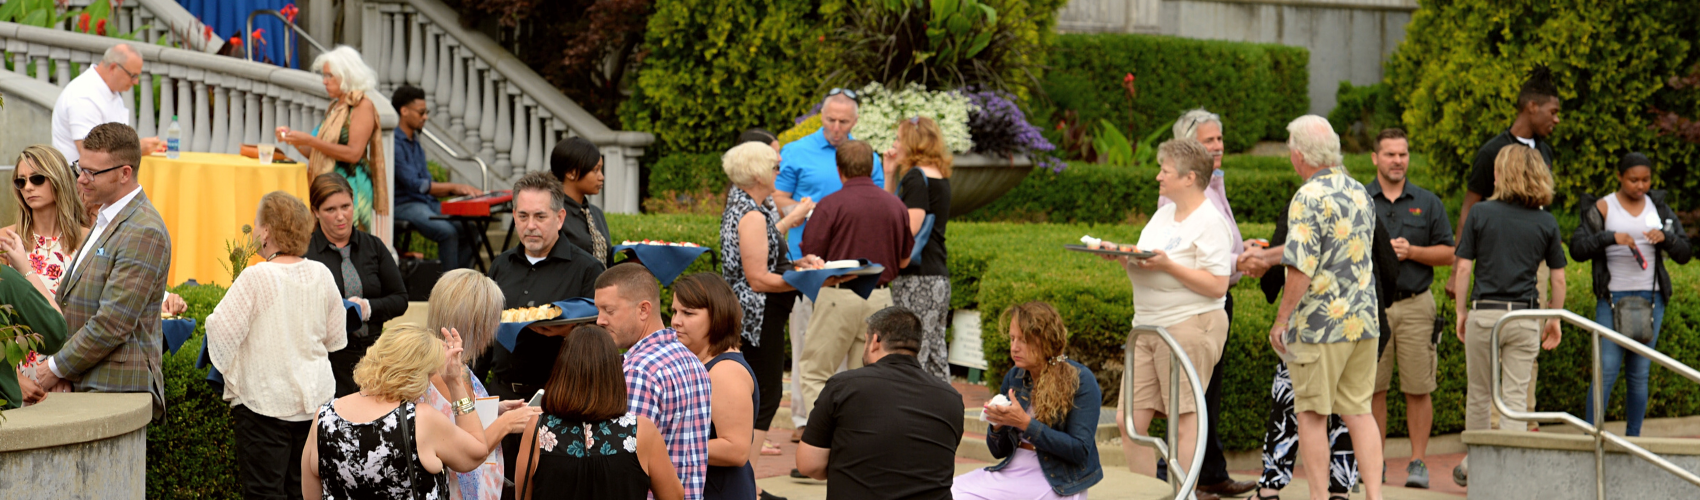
top-left (1463, 429), bottom-right (1700, 456)
top-left (0, 392), bottom-right (151, 452)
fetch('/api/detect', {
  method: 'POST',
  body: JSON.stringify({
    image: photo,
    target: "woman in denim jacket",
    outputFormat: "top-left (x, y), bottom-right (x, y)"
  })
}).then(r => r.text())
top-left (953, 301), bottom-right (1103, 499)
top-left (1569, 152), bottom-right (1692, 436)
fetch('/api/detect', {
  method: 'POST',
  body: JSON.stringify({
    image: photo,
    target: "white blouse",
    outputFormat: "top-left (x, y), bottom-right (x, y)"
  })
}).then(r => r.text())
top-left (207, 260), bottom-right (348, 421)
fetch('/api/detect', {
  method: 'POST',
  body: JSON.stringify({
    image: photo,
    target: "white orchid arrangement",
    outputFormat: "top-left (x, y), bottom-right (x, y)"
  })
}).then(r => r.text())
top-left (850, 82), bottom-right (978, 154)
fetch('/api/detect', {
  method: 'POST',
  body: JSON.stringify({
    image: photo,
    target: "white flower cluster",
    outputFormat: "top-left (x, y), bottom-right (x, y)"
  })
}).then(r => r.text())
top-left (850, 82), bottom-right (978, 154)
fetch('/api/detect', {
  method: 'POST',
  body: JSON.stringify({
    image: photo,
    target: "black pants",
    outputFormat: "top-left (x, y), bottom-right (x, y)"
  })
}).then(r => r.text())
top-left (328, 341), bottom-right (371, 398)
top-left (744, 291), bottom-right (796, 431)
top-left (1197, 293), bottom-right (1232, 485)
top-left (233, 404), bottom-right (311, 500)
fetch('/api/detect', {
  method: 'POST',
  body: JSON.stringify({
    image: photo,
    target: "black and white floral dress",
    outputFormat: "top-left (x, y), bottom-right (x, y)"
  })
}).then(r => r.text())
top-left (316, 401), bottom-right (451, 499)
top-left (720, 187), bottom-right (788, 347)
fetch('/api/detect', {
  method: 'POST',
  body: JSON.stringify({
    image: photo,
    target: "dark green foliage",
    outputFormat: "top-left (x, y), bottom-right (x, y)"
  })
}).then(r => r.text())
top-left (648, 153), bottom-right (729, 197)
top-left (1385, 0), bottom-right (1700, 210)
top-left (1034, 33), bottom-right (1309, 156)
top-left (147, 284), bottom-right (238, 499)
top-left (1328, 81), bottom-right (1405, 153)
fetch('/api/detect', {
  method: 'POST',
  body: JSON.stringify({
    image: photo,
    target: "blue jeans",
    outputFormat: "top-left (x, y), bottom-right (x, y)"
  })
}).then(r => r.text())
top-left (1584, 291), bottom-right (1665, 436)
top-left (396, 201), bottom-right (474, 270)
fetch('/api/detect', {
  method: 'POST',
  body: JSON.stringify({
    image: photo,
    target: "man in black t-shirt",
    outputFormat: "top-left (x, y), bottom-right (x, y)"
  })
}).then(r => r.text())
top-left (796, 307), bottom-right (963, 500)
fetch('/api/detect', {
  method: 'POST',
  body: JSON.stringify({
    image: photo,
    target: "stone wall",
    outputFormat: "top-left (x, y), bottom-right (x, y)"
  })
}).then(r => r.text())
top-left (1057, 0), bottom-right (1417, 115)
top-left (1464, 430), bottom-right (1700, 499)
top-left (0, 393), bottom-right (152, 499)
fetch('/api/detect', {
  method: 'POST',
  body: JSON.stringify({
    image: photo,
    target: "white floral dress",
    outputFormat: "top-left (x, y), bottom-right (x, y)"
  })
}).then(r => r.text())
top-left (528, 412), bottom-right (649, 500)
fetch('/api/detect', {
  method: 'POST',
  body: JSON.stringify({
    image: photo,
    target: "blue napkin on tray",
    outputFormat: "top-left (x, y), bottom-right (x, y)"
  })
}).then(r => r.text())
top-left (162, 318), bottom-right (197, 355)
top-left (196, 335), bottom-right (224, 394)
top-left (611, 244), bottom-right (712, 286)
top-left (496, 298), bottom-right (599, 352)
top-left (782, 259), bottom-right (883, 302)
top-left (344, 300), bottom-right (364, 336)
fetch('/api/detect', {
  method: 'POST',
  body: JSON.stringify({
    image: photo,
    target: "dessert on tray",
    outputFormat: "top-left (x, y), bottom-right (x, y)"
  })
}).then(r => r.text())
top-left (501, 304), bottom-right (561, 323)
top-left (620, 239), bottom-right (701, 247)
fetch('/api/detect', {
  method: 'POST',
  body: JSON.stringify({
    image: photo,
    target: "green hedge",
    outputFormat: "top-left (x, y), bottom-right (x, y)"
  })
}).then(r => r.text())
top-left (1327, 81), bottom-right (1404, 153)
top-left (961, 153), bottom-right (1448, 225)
top-left (648, 152), bottom-right (728, 197)
top-left (1385, 0), bottom-right (1700, 210)
top-left (148, 284), bottom-right (238, 499)
top-left (1035, 33), bottom-right (1309, 154)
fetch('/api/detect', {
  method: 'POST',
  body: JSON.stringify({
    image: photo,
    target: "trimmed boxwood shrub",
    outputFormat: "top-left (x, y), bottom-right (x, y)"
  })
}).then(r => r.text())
top-left (148, 283), bottom-right (238, 499)
top-left (1036, 33), bottom-right (1309, 154)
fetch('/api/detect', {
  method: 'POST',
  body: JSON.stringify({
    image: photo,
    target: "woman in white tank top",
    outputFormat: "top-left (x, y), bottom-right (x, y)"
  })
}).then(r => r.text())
top-left (1568, 153), bottom-right (1692, 436)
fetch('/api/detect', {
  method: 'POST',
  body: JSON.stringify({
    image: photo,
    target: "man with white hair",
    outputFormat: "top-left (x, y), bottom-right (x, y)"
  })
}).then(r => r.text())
top-left (773, 89), bottom-right (885, 444)
top-left (52, 44), bottom-right (164, 162)
top-left (1269, 115), bottom-right (1385, 500)
top-left (1155, 108), bottom-right (1256, 499)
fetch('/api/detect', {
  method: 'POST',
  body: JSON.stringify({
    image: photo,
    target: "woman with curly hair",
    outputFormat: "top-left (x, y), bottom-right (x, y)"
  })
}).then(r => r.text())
top-left (953, 301), bottom-right (1103, 499)
top-left (882, 116), bottom-right (954, 382)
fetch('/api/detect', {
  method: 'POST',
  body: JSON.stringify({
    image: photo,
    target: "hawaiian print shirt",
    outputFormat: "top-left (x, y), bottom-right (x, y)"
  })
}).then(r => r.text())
top-left (1281, 166), bottom-right (1380, 344)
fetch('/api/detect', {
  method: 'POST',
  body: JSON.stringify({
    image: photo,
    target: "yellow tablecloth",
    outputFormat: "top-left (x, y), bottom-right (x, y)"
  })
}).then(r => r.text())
top-left (138, 152), bottom-right (308, 287)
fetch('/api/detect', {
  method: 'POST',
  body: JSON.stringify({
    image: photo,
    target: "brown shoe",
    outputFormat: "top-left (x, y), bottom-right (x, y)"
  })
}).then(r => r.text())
top-left (1196, 479), bottom-right (1258, 497)
top-left (789, 426), bottom-right (805, 443)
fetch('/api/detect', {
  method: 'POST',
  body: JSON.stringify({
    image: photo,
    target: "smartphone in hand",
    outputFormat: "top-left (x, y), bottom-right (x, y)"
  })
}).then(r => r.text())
top-left (528, 389), bottom-right (546, 407)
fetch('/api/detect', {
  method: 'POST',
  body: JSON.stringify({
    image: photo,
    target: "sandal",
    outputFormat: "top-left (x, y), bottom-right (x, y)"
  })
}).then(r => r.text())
top-left (1254, 493), bottom-right (1280, 500)
top-left (1328, 496), bottom-right (1350, 500)
top-left (761, 440), bottom-right (783, 455)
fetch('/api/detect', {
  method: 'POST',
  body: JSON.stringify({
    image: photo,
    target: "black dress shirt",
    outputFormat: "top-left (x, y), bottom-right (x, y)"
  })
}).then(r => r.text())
top-left (560, 193), bottom-right (614, 267)
top-left (801, 353), bottom-right (963, 500)
top-left (485, 238), bottom-right (605, 386)
top-left (303, 228), bottom-right (409, 346)
top-left (1365, 180), bottom-right (1455, 296)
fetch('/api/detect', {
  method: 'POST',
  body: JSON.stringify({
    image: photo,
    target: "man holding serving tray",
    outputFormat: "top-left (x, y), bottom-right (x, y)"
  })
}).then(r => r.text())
top-left (481, 171), bottom-right (606, 496)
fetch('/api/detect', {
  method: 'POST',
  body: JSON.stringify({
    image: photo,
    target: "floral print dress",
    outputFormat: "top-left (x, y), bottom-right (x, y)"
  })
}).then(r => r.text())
top-left (16, 234), bottom-right (69, 380)
top-left (420, 372), bottom-right (504, 500)
top-left (316, 401), bottom-right (451, 500)
top-left (528, 412), bottom-right (650, 500)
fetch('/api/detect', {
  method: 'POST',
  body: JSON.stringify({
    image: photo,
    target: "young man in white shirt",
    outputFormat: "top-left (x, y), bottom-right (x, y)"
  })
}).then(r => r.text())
top-left (51, 43), bottom-right (163, 162)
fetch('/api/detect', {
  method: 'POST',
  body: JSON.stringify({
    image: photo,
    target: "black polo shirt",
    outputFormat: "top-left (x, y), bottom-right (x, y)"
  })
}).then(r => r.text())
top-left (1466, 129), bottom-right (1557, 210)
top-left (302, 228), bottom-right (410, 346)
top-left (1365, 180), bottom-right (1454, 296)
top-left (802, 353), bottom-right (963, 500)
top-left (1455, 200), bottom-right (1567, 305)
top-left (560, 193), bottom-right (614, 267)
top-left (485, 238), bottom-right (605, 386)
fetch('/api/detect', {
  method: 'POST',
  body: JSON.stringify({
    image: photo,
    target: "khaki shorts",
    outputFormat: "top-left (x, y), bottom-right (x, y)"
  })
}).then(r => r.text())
top-left (1128, 309), bottom-right (1228, 415)
top-left (1289, 337), bottom-right (1377, 416)
top-left (1375, 291), bottom-right (1440, 394)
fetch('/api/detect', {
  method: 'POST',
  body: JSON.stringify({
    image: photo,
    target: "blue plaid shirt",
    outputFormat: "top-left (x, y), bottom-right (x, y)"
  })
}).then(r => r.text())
top-left (623, 328), bottom-right (712, 500)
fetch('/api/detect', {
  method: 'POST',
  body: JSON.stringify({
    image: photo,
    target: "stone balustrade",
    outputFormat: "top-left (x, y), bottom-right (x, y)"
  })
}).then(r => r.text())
top-left (0, 21), bottom-right (401, 242)
top-left (360, 0), bottom-right (655, 214)
top-left (0, 393), bottom-right (152, 497)
top-left (3, 0), bottom-right (224, 54)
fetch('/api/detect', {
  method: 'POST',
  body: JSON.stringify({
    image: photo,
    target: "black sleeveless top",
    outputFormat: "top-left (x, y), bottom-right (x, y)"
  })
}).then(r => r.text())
top-left (704, 352), bottom-right (758, 500)
top-left (530, 411), bottom-right (651, 500)
top-left (315, 401), bottom-right (450, 499)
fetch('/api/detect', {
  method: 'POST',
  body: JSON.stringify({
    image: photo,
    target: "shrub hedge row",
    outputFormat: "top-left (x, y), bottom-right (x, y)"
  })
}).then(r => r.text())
top-left (151, 215), bottom-right (1700, 495)
top-left (1034, 33), bottom-right (1310, 154)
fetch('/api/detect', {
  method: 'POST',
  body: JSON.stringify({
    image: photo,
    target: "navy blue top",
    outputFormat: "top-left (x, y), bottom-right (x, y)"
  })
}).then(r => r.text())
top-left (984, 360), bottom-right (1103, 496)
top-left (703, 352), bottom-right (758, 500)
top-left (393, 128), bottom-right (435, 209)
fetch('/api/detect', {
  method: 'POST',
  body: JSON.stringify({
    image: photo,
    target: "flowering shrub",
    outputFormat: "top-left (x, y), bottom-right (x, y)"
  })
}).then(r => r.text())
top-left (850, 82), bottom-right (977, 153)
top-left (963, 89), bottom-right (1064, 171)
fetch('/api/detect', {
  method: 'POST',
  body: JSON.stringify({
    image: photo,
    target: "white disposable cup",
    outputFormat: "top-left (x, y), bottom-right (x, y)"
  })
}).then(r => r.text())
top-left (258, 143), bottom-right (275, 164)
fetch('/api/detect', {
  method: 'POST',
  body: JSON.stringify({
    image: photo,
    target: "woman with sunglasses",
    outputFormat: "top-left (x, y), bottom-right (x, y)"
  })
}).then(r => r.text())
top-left (2, 145), bottom-right (83, 395)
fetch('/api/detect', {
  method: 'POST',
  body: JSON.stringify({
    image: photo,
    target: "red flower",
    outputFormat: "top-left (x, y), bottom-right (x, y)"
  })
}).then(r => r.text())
top-left (1124, 73), bottom-right (1135, 84)
top-left (251, 28), bottom-right (268, 46)
top-left (281, 4), bottom-right (299, 23)
top-left (78, 13), bottom-right (91, 32)
top-left (1056, 121), bottom-right (1066, 131)
top-left (204, 25), bottom-right (215, 41)
top-left (229, 36), bottom-right (242, 47)
top-left (95, 19), bottom-right (106, 36)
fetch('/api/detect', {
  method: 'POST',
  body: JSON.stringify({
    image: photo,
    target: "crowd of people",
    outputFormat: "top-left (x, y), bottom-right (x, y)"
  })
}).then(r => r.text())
top-left (2, 39), bottom-right (1691, 500)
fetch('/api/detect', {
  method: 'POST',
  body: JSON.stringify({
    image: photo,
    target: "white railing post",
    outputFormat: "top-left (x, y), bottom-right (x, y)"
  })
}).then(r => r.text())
top-left (524, 97), bottom-right (542, 173)
top-left (433, 28), bottom-right (451, 111)
top-left (260, 84), bottom-right (279, 146)
top-left (509, 94), bottom-right (528, 173)
top-left (208, 72), bottom-right (229, 153)
top-left (137, 65), bottom-right (155, 137)
top-left (477, 61), bottom-right (495, 166)
top-left (405, 9), bottom-right (422, 88)
top-left (188, 68), bottom-right (210, 152)
top-left (462, 56), bottom-right (482, 150)
top-left (446, 40), bottom-right (465, 139)
top-left (238, 80), bottom-right (258, 144)
top-left (172, 64), bottom-right (191, 147)
top-left (420, 23), bottom-right (437, 102)
top-left (156, 68), bottom-right (175, 134)
top-left (387, 9), bottom-right (407, 93)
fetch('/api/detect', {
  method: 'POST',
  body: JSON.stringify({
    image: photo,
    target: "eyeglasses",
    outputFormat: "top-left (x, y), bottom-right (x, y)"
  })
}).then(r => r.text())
top-left (828, 87), bottom-right (860, 104)
top-left (12, 174), bottom-right (47, 190)
top-left (114, 64), bottom-right (140, 82)
top-left (73, 160), bottom-right (129, 178)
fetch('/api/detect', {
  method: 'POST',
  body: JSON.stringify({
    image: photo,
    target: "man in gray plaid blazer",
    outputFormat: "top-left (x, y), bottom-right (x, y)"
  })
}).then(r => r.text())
top-left (34, 122), bottom-right (171, 418)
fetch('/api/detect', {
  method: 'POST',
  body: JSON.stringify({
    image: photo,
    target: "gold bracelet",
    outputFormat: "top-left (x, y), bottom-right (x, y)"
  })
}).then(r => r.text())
top-left (452, 397), bottom-right (476, 416)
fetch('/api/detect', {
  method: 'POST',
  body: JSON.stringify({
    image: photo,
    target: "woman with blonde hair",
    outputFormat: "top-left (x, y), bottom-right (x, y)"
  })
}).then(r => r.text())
top-left (1452, 144), bottom-right (1567, 482)
top-left (277, 45), bottom-right (388, 233)
top-left (303, 324), bottom-right (537, 499)
top-left (882, 116), bottom-right (955, 381)
top-left (207, 191), bottom-right (348, 499)
top-left (419, 268), bottom-right (537, 500)
top-left (953, 301), bottom-right (1102, 499)
top-left (3, 145), bottom-right (84, 392)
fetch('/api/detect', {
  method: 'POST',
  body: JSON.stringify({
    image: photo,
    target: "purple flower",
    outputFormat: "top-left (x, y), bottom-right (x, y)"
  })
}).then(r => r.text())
top-left (961, 88), bottom-right (1066, 171)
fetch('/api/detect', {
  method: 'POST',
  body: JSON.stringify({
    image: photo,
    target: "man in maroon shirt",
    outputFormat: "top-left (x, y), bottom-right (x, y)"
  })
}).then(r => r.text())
top-left (796, 140), bottom-right (914, 444)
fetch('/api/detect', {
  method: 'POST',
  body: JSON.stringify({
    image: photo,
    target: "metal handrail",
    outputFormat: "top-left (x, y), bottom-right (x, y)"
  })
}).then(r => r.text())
top-left (1122, 324), bottom-right (1209, 498)
top-left (420, 126), bottom-right (490, 191)
top-left (1490, 309), bottom-right (1700, 499)
top-left (244, 10), bottom-right (327, 67)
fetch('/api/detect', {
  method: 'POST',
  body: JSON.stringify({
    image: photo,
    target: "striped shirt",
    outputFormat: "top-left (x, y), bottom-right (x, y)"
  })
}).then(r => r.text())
top-left (623, 328), bottom-right (712, 500)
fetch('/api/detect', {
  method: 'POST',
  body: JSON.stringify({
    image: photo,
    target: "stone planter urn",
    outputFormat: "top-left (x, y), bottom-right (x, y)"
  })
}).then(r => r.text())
top-left (948, 153), bottom-right (1034, 216)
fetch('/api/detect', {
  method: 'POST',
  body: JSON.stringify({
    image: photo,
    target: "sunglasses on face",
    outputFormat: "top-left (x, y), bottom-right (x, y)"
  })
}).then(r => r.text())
top-left (13, 174), bottom-right (47, 190)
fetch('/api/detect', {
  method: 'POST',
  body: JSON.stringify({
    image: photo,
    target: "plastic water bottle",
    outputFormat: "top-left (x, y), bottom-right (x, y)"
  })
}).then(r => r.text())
top-left (166, 115), bottom-right (182, 159)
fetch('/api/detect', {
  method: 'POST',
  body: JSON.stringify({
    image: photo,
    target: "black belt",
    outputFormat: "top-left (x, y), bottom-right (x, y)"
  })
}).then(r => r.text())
top-left (1472, 300), bottom-right (1533, 311)
top-left (1392, 290), bottom-right (1425, 302)
top-left (494, 378), bottom-right (544, 398)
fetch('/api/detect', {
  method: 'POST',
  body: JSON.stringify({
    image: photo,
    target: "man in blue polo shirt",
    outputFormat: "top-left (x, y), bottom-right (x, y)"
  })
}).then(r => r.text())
top-left (774, 89), bottom-right (884, 440)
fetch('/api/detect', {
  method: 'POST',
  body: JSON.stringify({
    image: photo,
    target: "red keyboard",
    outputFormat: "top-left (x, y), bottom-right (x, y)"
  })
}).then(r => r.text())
top-left (440, 190), bottom-right (513, 217)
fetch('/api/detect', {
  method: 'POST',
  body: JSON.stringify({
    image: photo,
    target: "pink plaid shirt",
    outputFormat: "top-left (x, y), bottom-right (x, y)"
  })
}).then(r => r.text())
top-left (624, 328), bottom-right (712, 500)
